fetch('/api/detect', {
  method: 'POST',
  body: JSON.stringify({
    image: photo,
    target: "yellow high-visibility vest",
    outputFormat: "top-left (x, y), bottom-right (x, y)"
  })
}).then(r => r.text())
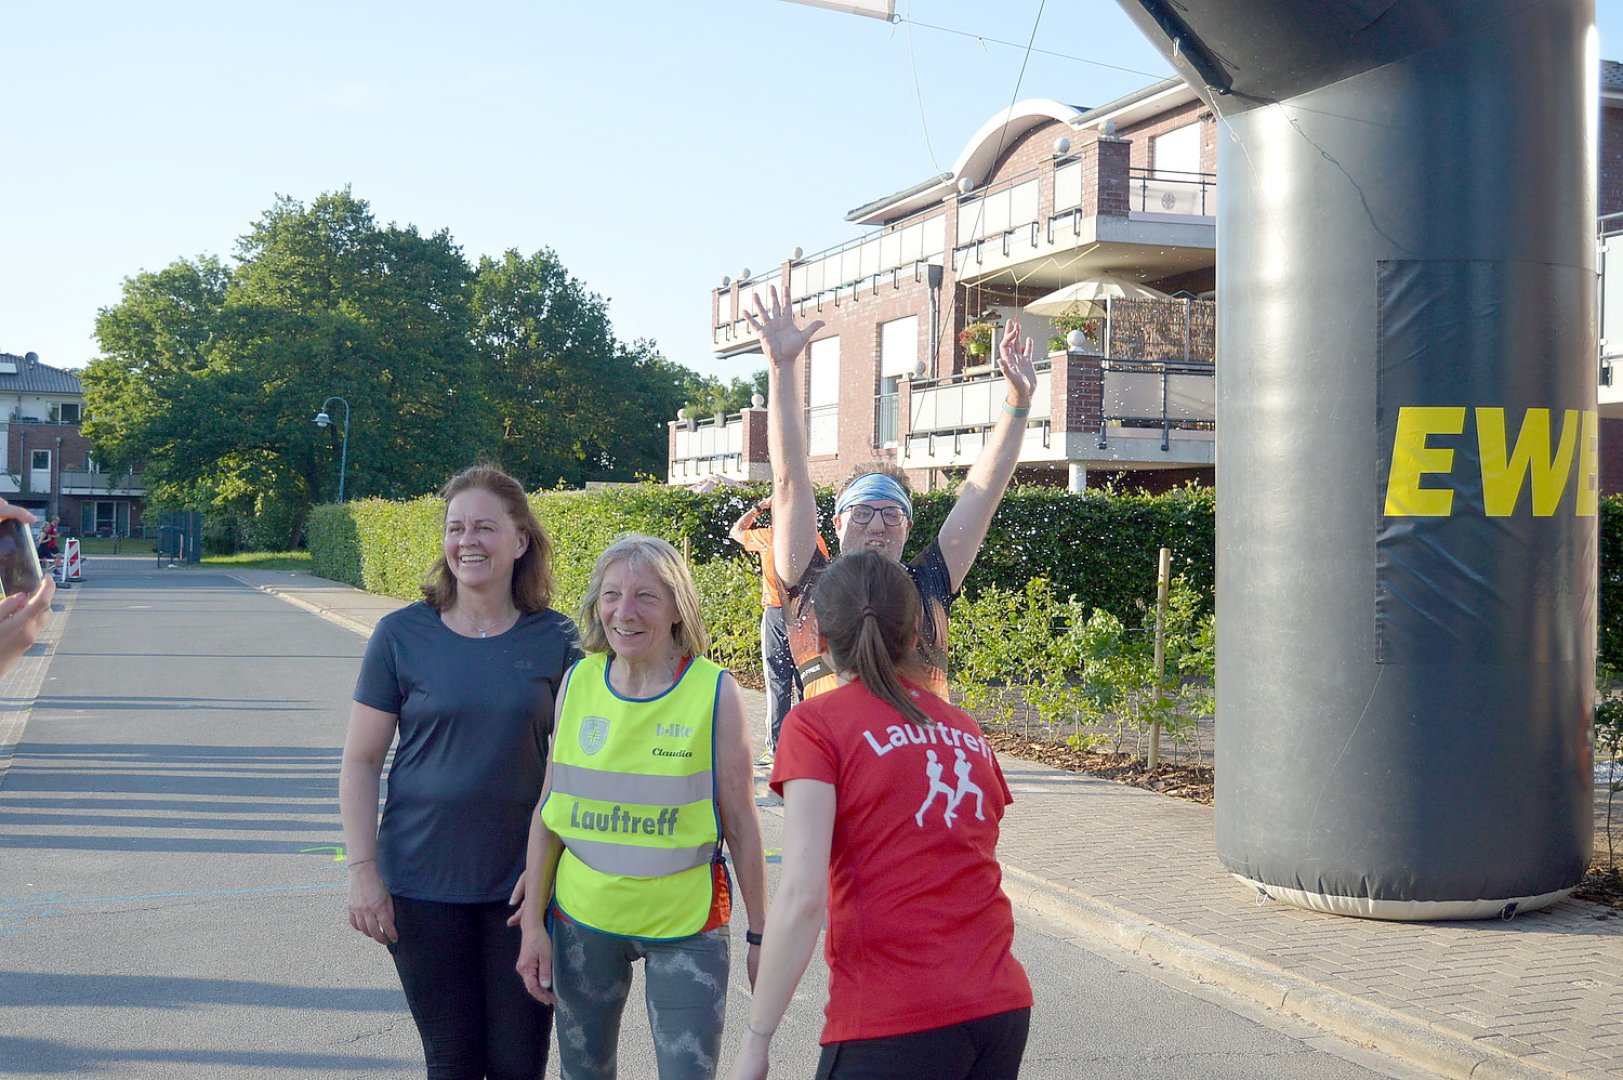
top-left (542, 652), bottom-right (723, 939)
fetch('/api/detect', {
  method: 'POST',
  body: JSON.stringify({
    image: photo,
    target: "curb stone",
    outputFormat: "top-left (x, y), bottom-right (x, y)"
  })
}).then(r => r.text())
top-left (1001, 865), bottom-right (1567, 1080)
top-left (241, 580), bottom-right (380, 639)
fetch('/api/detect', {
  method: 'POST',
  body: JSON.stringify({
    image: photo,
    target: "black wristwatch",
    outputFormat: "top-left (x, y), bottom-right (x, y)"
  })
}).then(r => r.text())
top-left (745, 930), bottom-right (763, 946)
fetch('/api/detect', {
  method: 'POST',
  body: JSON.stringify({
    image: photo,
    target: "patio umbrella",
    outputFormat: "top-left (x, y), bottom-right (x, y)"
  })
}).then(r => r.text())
top-left (1024, 273), bottom-right (1170, 317)
top-left (687, 474), bottom-right (749, 494)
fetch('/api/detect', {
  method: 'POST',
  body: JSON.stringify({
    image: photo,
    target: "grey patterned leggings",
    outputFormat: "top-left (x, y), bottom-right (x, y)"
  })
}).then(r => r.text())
top-left (551, 917), bottom-right (731, 1080)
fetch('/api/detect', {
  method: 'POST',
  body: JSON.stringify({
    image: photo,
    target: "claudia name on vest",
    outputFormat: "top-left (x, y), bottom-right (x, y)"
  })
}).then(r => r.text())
top-left (570, 802), bottom-right (685, 836)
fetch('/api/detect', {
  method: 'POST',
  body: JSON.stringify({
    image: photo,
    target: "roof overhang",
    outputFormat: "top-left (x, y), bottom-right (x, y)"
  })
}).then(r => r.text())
top-left (845, 81), bottom-right (1199, 227)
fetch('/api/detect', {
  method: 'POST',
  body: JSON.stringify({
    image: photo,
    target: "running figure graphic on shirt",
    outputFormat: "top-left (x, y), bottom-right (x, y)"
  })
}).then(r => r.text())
top-left (950, 748), bottom-right (985, 822)
top-left (915, 749), bottom-right (959, 827)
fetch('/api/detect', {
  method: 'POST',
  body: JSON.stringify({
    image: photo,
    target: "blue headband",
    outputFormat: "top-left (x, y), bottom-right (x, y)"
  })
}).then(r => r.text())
top-left (835, 473), bottom-right (913, 520)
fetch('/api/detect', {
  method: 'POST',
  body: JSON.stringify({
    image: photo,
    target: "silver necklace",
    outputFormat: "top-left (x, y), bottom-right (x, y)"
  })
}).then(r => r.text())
top-left (458, 609), bottom-right (509, 638)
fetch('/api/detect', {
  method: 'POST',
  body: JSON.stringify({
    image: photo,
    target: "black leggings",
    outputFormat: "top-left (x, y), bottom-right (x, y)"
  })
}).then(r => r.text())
top-left (815, 1007), bottom-right (1030, 1080)
top-left (387, 895), bottom-right (553, 1080)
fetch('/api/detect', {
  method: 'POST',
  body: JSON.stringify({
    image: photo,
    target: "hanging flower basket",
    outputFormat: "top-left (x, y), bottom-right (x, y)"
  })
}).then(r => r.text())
top-left (1048, 309), bottom-right (1101, 353)
top-left (959, 321), bottom-right (997, 360)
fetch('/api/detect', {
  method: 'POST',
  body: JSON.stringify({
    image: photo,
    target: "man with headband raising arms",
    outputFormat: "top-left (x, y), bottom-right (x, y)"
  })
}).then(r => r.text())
top-left (745, 286), bottom-right (1038, 700)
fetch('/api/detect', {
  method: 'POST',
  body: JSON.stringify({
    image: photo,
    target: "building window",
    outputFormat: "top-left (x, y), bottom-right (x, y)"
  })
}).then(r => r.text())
top-left (806, 337), bottom-right (841, 456)
top-left (58, 403), bottom-right (81, 424)
top-left (1152, 123), bottom-right (1201, 178)
top-left (1143, 122), bottom-right (1208, 215)
top-left (877, 316), bottom-right (918, 447)
top-left (81, 500), bottom-right (129, 538)
top-left (31, 450), bottom-right (50, 471)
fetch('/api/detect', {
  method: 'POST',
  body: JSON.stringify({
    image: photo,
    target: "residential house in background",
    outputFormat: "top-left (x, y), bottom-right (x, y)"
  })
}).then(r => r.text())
top-left (0, 351), bottom-right (146, 537)
top-left (1596, 60), bottom-right (1623, 487)
top-left (680, 60), bottom-right (1623, 500)
top-left (673, 75), bottom-right (1218, 492)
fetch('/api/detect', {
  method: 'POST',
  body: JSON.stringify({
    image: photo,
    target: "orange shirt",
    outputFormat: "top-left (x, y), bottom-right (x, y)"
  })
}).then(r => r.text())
top-left (739, 526), bottom-right (828, 609)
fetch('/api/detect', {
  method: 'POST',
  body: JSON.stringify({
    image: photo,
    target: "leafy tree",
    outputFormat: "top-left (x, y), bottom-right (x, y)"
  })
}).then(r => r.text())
top-left (680, 369), bottom-right (768, 419)
top-left (82, 257), bottom-right (232, 502)
top-left (471, 252), bottom-right (691, 487)
top-left (85, 189), bottom-right (494, 547)
top-left (227, 189), bottom-right (491, 509)
top-left (84, 189), bottom-right (724, 546)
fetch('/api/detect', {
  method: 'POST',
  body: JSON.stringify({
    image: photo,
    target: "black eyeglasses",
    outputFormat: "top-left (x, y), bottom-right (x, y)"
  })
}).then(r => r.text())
top-left (846, 505), bottom-right (907, 526)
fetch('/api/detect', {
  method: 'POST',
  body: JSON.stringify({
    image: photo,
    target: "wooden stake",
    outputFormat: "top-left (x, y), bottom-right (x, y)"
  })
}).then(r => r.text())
top-left (1148, 546), bottom-right (1171, 770)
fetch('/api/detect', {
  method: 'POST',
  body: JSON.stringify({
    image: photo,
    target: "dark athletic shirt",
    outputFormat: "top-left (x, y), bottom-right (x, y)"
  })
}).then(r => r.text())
top-left (353, 601), bottom-right (580, 903)
top-left (784, 539), bottom-right (958, 700)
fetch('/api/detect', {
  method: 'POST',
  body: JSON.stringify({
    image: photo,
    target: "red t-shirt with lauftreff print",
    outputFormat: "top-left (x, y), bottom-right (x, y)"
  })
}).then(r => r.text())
top-left (769, 677), bottom-right (1033, 1044)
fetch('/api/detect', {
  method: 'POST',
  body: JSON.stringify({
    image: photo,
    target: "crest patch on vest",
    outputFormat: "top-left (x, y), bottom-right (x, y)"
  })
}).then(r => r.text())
top-left (580, 715), bottom-right (611, 755)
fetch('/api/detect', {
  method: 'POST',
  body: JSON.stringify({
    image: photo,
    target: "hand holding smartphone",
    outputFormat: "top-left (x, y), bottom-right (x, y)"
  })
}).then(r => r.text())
top-left (0, 518), bottom-right (45, 597)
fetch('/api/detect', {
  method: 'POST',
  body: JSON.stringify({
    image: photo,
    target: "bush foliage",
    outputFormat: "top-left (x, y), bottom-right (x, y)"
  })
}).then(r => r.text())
top-left (307, 480), bottom-right (1215, 624)
top-left (306, 484), bottom-right (1623, 760)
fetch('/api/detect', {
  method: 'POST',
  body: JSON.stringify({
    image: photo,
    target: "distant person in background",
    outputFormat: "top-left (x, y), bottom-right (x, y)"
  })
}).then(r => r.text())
top-left (729, 495), bottom-right (828, 766)
top-left (340, 464), bottom-right (578, 1080)
top-left (35, 515), bottom-right (59, 569)
top-left (0, 499), bottom-right (54, 672)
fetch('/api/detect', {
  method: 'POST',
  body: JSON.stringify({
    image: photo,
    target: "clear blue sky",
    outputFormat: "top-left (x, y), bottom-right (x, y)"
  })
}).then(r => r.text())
top-left (2, 1), bottom-right (1619, 384)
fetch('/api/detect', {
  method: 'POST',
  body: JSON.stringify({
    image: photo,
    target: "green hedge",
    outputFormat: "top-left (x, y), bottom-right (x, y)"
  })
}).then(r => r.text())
top-left (307, 481), bottom-right (1213, 616)
top-left (1604, 496), bottom-right (1623, 670)
top-left (306, 485), bottom-right (1623, 675)
top-left (306, 486), bottom-right (772, 658)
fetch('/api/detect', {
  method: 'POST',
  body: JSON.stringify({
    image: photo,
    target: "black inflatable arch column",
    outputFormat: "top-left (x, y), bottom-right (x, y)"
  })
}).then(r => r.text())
top-left (1113, 0), bottom-right (1599, 918)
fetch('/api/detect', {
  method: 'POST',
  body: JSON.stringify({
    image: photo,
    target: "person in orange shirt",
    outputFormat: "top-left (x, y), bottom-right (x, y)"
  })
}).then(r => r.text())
top-left (729, 495), bottom-right (828, 766)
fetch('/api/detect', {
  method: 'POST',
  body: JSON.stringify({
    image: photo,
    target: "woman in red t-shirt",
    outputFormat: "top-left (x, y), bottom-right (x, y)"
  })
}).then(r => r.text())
top-left (726, 550), bottom-right (1032, 1080)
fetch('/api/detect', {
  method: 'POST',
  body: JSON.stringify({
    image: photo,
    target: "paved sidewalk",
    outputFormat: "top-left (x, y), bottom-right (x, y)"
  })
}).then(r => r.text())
top-left (234, 569), bottom-right (1623, 1080)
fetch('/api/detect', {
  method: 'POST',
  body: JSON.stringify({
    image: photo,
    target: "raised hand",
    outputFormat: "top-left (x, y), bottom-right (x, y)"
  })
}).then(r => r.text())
top-left (744, 286), bottom-right (825, 368)
top-left (998, 319), bottom-right (1037, 407)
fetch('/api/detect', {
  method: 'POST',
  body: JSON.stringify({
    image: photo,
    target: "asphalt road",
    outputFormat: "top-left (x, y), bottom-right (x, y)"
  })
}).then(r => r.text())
top-left (0, 559), bottom-right (1424, 1078)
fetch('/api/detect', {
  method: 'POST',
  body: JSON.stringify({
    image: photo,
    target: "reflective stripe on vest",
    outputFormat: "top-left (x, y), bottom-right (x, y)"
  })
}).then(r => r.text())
top-left (542, 652), bottom-right (723, 938)
top-left (550, 762), bottom-right (714, 807)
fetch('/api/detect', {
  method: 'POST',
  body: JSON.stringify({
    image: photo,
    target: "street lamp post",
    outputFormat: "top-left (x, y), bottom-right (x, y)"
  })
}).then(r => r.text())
top-left (312, 396), bottom-right (351, 502)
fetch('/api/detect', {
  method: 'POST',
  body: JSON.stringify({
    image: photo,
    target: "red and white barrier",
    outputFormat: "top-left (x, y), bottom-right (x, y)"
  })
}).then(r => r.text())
top-left (58, 537), bottom-right (81, 583)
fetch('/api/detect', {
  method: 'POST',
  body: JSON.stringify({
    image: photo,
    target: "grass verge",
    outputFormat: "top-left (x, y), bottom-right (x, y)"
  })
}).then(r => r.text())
top-left (200, 551), bottom-right (312, 571)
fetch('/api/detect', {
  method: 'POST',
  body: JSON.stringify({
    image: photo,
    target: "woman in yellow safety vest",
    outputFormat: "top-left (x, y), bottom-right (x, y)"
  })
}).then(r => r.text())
top-left (517, 533), bottom-right (767, 1079)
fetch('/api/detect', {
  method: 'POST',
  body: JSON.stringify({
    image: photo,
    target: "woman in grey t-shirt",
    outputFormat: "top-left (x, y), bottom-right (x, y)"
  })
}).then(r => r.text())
top-left (340, 465), bottom-right (579, 1079)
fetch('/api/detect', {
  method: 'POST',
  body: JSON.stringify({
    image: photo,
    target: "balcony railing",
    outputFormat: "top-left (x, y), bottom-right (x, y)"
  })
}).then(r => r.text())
top-left (1096, 360), bottom-right (1216, 450)
top-left (1126, 167), bottom-right (1217, 217)
top-left (1601, 212), bottom-right (1623, 389)
top-left (952, 154), bottom-right (1215, 279)
top-left (59, 468), bottom-right (146, 496)
top-left (667, 411), bottom-right (771, 486)
top-left (875, 392), bottom-right (899, 446)
top-left (908, 361), bottom-right (1054, 434)
top-left (900, 361), bottom-right (1057, 470)
top-left (901, 298), bottom-right (1218, 470)
top-left (715, 142), bottom-right (1217, 351)
top-left (713, 225), bottom-right (947, 348)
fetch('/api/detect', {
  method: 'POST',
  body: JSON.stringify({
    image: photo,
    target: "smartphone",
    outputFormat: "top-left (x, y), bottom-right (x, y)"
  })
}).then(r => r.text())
top-left (0, 519), bottom-right (44, 597)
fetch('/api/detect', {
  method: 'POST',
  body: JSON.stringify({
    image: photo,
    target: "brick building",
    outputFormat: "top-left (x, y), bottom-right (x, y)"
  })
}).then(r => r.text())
top-left (679, 62), bottom-right (1623, 497)
top-left (673, 77), bottom-right (1218, 493)
top-left (1596, 60), bottom-right (1623, 488)
top-left (0, 351), bottom-right (146, 537)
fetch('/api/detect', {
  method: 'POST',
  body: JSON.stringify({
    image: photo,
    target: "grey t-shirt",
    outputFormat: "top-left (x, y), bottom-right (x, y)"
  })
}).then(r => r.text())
top-left (354, 601), bottom-right (580, 903)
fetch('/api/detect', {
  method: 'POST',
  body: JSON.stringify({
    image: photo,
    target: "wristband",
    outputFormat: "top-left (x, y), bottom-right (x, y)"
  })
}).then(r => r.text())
top-left (747, 1021), bottom-right (775, 1039)
top-left (345, 858), bottom-right (376, 871)
top-left (1002, 400), bottom-right (1031, 418)
top-left (745, 930), bottom-right (763, 946)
